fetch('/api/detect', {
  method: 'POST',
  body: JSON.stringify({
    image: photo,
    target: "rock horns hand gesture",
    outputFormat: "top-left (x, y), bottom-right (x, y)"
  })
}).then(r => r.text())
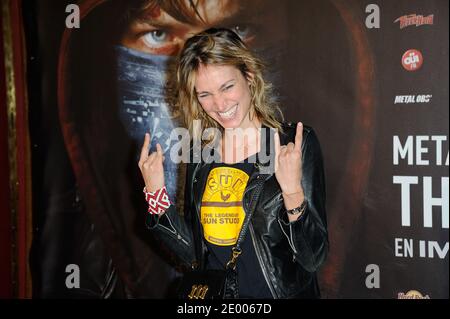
top-left (274, 122), bottom-right (304, 197)
top-left (138, 133), bottom-right (166, 192)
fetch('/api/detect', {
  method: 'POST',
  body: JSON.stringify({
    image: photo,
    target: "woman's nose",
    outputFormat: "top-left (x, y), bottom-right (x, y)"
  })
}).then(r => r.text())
top-left (212, 94), bottom-right (227, 111)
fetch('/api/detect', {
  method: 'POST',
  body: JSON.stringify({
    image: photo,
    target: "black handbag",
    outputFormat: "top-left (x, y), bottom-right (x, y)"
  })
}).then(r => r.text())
top-left (177, 174), bottom-right (267, 299)
top-left (176, 268), bottom-right (237, 299)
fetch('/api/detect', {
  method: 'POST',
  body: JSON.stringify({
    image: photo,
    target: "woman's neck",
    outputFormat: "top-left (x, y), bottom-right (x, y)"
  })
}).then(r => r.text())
top-left (221, 119), bottom-right (262, 164)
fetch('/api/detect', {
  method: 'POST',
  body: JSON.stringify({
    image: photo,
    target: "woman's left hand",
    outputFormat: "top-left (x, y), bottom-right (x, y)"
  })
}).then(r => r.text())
top-left (274, 122), bottom-right (304, 196)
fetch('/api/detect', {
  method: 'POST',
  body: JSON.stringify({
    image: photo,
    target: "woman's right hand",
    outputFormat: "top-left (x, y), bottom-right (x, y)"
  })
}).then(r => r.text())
top-left (138, 133), bottom-right (166, 192)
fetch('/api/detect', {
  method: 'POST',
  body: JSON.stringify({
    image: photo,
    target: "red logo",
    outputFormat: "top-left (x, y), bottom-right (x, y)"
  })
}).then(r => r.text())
top-left (402, 49), bottom-right (423, 71)
top-left (394, 14), bottom-right (434, 29)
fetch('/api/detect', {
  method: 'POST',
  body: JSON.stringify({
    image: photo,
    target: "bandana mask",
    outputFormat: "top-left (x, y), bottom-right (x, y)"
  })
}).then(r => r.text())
top-left (115, 45), bottom-right (181, 203)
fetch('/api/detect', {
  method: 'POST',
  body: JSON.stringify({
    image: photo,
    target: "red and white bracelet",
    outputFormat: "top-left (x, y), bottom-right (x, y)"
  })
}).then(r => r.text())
top-left (143, 186), bottom-right (171, 215)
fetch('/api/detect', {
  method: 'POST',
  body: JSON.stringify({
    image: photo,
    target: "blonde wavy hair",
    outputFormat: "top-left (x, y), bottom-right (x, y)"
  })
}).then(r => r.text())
top-left (175, 28), bottom-right (283, 144)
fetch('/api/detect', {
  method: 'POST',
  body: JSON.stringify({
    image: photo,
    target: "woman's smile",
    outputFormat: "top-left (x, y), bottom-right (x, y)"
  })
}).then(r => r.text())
top-left (217, 104), bottom-right (238, 120)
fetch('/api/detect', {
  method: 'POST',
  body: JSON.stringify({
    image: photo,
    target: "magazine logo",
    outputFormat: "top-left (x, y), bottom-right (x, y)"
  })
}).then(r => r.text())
top-left (402, 49), bottom-right (423, 71)
top-left (394, 14), bottom-right (434, 29)
top-left (398, 290), bottom-right (430, 299)
top-left (394, 94), bottom-right (432, 104)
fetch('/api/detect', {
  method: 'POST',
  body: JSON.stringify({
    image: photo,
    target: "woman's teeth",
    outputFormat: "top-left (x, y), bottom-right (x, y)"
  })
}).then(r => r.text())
top-left (219, 104), bottom-right (238, 119)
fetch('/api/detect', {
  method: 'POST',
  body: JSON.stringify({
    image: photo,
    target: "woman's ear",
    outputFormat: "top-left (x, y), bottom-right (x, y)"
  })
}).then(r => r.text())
top-left (245, 71), bottom-right (255, 86)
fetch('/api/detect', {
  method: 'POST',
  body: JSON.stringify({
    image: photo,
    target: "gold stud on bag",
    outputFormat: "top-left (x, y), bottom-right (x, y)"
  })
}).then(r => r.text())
top-left (177, 268), bottom-right (230, 299)
top-left (188, 285), bottom-right (209, 299)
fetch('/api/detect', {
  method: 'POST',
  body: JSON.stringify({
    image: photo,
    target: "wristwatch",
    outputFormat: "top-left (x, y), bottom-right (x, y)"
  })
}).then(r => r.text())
top-left (286, 200), bottom-right (308, 216)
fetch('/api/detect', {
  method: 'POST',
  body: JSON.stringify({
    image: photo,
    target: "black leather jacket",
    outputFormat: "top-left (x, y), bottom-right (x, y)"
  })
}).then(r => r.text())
top-left (146, 123), bottom-right (328, 298)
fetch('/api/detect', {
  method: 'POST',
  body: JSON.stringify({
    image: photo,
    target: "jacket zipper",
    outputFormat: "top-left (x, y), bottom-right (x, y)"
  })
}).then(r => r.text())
top-left (158, 217), bottom-right (190, 247)
top-left (192, 162), bottom-right (209, 265)
top-left (249, 223), bottom-right (278, 299)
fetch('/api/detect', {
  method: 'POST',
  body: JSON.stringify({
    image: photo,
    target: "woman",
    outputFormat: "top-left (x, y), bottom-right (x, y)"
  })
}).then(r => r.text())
top-left (139, 28), bottom-right (328, 298)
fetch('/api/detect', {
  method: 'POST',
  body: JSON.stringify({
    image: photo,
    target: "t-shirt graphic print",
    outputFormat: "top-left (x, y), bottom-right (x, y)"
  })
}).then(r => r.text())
top-left (200, 166), bottom-right (249, 246)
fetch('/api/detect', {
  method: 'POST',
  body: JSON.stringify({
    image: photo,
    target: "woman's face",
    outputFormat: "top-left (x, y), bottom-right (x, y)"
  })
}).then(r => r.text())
top-left (195, 64), bottom-right (255, 130)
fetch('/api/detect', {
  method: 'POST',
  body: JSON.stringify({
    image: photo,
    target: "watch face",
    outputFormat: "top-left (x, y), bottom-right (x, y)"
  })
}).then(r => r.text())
top-left (288, 201), bottom-right (307, 215)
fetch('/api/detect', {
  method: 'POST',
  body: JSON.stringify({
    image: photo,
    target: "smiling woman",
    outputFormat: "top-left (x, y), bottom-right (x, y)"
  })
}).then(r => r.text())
top-left (140, 28), bottom-right (328, 299)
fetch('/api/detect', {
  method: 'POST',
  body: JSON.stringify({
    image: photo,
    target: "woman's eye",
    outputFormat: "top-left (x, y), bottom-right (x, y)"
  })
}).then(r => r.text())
top-left (223, 85), bottom-right (234, 91)
top-left (142, 30), bottom-right (169, 46)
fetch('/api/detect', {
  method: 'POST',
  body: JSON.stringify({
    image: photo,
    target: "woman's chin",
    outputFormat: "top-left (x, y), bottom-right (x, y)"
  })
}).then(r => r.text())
top-left (217, 115), bottom-right (242, 129)
top-left (219, 120), bottom-right (240, 129)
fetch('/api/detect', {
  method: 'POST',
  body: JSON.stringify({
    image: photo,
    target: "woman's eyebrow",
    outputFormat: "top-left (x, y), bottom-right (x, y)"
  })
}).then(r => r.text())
top-left (219, 79), bottom-right (236, 90)
top-left (196, 79), bottom-right (235, 95)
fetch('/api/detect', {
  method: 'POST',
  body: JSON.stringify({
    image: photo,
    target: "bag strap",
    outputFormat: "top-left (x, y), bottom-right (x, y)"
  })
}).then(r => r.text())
top-left (226, 173), bottom-right (268, 270)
